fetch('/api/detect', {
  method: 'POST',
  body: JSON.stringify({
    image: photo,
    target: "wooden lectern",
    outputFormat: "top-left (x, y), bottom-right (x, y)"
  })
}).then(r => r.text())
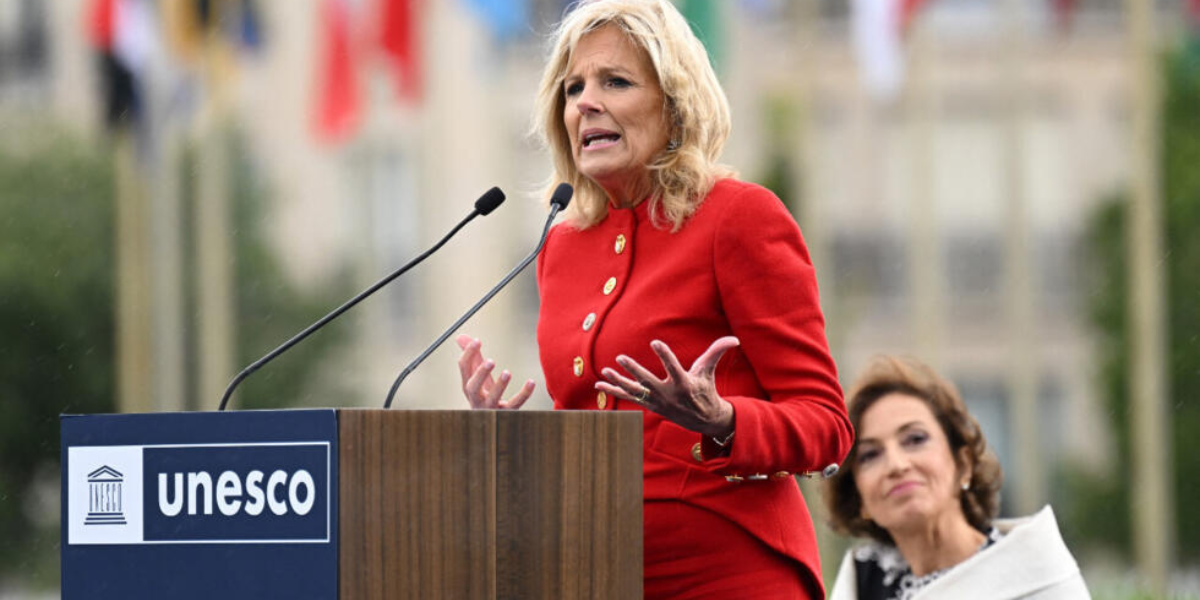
top-left (338, 409), bottom-right (643, 599)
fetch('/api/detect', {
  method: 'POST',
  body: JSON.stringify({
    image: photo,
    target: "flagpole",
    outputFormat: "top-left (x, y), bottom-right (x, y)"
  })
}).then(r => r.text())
top-left (148, 61), bottom-right (187, 413)
top-left (1125, 0), bottom-right (1173, 592)
top-left (793, 1), bottom-right (830, 322)
top-left (1000, 0), bottom-right (1042, 519)
top-left (904, 21), bottom-right (942, 368)
top-left (114, 129), bottom-right (154, 414)
top-left (790, 0), bottom-right (846, 576)
top-left (194, 3), bottom-right (236, 410)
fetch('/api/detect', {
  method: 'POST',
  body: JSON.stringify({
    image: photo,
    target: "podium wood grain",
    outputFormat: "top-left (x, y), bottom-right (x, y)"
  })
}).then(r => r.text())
top-left (339, 410), bottom-right (643, 600)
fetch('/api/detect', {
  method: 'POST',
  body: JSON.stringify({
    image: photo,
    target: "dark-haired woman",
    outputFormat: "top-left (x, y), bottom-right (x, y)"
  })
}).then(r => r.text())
top-left (825, 355), bottom-right (1090, 600)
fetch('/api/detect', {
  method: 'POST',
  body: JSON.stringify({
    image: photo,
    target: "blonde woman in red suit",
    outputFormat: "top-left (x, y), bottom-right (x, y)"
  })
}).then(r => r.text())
top-left (454, 1), bottom-right (853, 597)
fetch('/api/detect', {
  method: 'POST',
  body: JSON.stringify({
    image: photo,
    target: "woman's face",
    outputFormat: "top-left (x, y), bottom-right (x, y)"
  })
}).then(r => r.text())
top-left (562, 24), bottom-right (670, 204)
top-left (853, 393), bottom-right (969, 536)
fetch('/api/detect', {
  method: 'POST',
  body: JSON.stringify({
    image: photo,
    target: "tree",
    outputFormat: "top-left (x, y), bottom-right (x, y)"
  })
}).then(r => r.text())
top-left (0, 128), bottom-right (117, 582)
top-left (0, 125), bottom-right (351, 585)
top-left (1067, 45), bottom-right (1200, 562)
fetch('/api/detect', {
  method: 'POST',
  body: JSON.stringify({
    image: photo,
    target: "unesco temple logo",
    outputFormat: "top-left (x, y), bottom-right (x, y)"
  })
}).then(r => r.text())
top-left (84, 465), bottom-right (127, 526)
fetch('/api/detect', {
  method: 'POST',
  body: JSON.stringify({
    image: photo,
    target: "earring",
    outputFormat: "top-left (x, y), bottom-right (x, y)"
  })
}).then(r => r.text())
top-left (960, 480), bottom-right (970, 491)
top-left (666, 138), bottom-right (680, 151)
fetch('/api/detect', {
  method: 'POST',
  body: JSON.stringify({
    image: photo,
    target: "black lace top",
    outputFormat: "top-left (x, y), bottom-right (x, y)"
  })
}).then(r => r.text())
top-left (852, 528), bottom-right (1002, 600)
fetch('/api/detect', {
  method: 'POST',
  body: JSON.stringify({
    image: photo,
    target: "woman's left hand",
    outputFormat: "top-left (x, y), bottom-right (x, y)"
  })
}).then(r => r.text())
top-left (596, 337), bottom-right (739, 439)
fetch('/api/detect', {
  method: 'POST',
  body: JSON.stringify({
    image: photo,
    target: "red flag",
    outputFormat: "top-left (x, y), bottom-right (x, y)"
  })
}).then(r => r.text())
top-left (86, 0), bottom-right (117, 50)
top-left (85, 0), bottom-right (149, 130)
top-left (313, 0), bottom-right (361, 143)
top-left (898, 0), bottom-right (929, 34)
top-left (1053, 0), bottom-right (1078, 34)
top-left (379, 0), bottom-right (422, 103)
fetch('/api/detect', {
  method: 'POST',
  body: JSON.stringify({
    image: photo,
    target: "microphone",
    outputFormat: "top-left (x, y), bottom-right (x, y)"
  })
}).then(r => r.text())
top-left (218, 187), bottom-right (507, 411)
top-left (383, 183), bottom-right (574, 408)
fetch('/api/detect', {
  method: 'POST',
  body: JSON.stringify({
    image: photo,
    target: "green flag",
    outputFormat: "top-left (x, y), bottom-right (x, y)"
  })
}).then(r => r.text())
top-left (677, 0), bottom-right (723, 73)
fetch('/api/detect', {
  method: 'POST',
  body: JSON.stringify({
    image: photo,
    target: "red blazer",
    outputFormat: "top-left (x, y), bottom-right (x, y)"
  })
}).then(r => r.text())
top-left (536, 179), bottom-right (853, 591)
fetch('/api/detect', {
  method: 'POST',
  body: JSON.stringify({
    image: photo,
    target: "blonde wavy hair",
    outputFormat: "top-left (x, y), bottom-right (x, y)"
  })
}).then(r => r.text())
top-left (533, 0), bottom-right (735, 230)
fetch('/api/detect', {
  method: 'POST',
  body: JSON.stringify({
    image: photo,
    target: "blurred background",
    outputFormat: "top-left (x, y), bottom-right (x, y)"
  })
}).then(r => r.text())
top-left (0, 0), bottom-right (1197, 597)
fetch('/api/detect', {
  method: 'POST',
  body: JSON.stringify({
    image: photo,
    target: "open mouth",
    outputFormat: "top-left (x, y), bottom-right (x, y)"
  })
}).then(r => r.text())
top-left (583, 131), bottom-right (621, 149)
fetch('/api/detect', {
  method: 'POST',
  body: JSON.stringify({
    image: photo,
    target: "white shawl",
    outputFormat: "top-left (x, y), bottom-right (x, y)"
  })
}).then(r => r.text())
top-left (828, 506), bottom-right (1091, 600)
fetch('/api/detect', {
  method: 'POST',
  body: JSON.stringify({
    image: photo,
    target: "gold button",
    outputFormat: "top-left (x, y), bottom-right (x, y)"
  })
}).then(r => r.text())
top-left (603, 277), bottom-right (617, 295)
top-left (691, 442), bottom-right (704, 463)
top-left (614, 234), bottom-right (627, 254)
top-left (582, 312), bottom-right (596, 331)
top-left (773, 471), bottom-right (791, 479)
top-left (596, 391), bottom-right (607, 409)
top-left (573, 356), bottom-right (584, 377)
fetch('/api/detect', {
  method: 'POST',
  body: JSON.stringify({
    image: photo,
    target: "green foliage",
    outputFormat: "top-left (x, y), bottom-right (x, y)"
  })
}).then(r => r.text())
top-left (1160, 44), bottom-right (1200, 564)
top-left (0, 124), bottom-right (352, 585)
top-left (0, 129), bottom-right (116, 574)
top-left (758, 94), bottom-right (800, 213)
top-left (1068, 46), bottom-right (1200, 562)
top-left (180, 133), bottom-right (354, 410)
top-left (1093, 588), bottom-right (1200, 600)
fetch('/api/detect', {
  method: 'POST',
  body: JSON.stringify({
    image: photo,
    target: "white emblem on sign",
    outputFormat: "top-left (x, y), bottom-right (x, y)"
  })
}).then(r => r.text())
top-left (68, 446), bottom-right (144, 545)
top-left (84, 466), bottom-right (127, 526)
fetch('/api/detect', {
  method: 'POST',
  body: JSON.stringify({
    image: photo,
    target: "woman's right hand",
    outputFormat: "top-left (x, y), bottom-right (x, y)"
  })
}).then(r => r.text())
top-left (455, 334), bottom-right (536, 409)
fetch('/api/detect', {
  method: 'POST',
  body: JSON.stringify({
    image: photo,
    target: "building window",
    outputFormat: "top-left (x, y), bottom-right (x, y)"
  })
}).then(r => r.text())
top-left (0, 0), bottom-right (48, 89)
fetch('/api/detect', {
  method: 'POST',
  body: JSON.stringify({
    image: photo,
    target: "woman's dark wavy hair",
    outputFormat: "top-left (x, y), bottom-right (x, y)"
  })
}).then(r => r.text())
top-left (824, 355), bottom-right (1003, 546)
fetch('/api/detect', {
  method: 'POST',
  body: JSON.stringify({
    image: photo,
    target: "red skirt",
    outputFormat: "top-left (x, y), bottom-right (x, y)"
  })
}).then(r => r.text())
top-left (644, 501), bottom-right (821, 600)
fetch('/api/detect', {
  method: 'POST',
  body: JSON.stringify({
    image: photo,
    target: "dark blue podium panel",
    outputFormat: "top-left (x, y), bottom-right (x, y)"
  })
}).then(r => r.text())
top-left (61, 410), bottom-right (338, 600)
